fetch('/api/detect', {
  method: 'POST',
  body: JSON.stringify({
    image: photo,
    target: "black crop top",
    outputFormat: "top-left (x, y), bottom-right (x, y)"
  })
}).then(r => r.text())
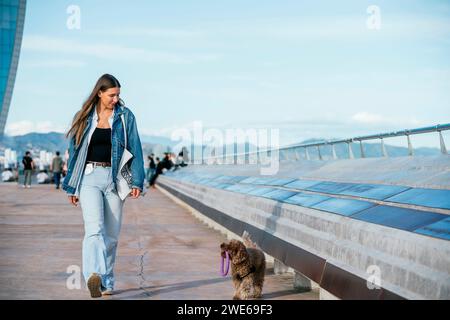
top-left (86, 127), bottom-right (112, 163)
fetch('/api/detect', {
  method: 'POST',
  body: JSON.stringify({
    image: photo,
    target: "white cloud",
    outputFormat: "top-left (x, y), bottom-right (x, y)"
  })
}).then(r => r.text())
top-left (351, 112), bottom-right (384, 124)
top-left (198, 15), bottom-right (450, 41)
top-left (351, 112), bottom-right (422, 127)
top-left (140, 121), bottom-right (211, 139)
top-left (22, 35), bottom-right (220, 64)
top-left (59, 14), bottom-right (450, 42)
top-left (5, 120), bottom-right (66, 136)
top-left (21, 59), bottom-right (87, 68)
top-left (92, 27), bottom-right (205, 38)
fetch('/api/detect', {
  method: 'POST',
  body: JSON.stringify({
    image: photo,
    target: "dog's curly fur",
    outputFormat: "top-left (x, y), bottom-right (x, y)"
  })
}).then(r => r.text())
top-left (220, 232), bottom-right (265, 300)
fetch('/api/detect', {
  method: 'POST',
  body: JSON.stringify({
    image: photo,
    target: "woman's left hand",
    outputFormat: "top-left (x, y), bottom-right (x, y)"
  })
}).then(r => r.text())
top-left (130, 188), bottom-right (141, 199)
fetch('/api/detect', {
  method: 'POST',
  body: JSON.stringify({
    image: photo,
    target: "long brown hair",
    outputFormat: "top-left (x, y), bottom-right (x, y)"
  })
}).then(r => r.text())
top-left (66, 74), bottom-right (123, 147)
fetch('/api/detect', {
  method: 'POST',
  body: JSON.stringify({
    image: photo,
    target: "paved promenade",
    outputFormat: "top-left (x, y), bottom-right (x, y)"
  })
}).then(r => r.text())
top-left (0, 183), bottom-right (318, 300)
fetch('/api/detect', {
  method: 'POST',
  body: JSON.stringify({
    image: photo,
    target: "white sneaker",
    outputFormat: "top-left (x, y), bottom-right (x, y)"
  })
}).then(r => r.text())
top-left (102, 287), bottom-right (114, 295)
top-left (26, 185), bottom-right (31, 189)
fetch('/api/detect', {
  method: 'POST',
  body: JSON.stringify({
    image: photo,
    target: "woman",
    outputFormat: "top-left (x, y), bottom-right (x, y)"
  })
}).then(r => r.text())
top-left (63, 74), bottom-right (145, 298)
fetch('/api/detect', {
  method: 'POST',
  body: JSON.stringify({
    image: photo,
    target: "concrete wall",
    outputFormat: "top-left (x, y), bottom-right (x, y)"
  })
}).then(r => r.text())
top-left (158, 172), bottom-right (450, 300)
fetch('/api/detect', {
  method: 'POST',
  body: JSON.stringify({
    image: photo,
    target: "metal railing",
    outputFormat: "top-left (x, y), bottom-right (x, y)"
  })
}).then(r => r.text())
top-left (196, 123), bottom-right (450, 164)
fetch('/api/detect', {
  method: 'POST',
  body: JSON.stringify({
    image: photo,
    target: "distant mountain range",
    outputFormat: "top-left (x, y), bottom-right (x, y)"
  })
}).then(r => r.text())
top-left (0, 132), bottom-right (441, 159)
top-left (286, 138), bottom-right (441, 159)
top-left (0, 132), bottom-right (177, 158)
top-left (0, 132), bottom-right (68, 155)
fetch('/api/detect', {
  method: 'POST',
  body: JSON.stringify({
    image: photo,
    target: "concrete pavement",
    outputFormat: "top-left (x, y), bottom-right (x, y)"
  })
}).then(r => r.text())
top-left (0, 183), bottom-right (318, 300)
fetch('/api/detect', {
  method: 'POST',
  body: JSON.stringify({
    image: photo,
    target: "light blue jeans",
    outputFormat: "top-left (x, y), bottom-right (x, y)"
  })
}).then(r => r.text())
top-left (79, 165), bottom-right (124, 290)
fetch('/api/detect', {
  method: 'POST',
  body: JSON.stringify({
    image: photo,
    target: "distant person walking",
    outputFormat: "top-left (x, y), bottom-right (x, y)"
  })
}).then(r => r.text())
top-left (51, 151), bottom-right (64, 189)
top-left (22, 151), bottom-right (34, 188)
top-left (63, 74), bottom-right (145, 298)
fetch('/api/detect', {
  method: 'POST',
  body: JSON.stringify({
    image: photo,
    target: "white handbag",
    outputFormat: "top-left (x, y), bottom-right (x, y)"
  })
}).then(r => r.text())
top-left (116, 114), bottom-right (133, 200)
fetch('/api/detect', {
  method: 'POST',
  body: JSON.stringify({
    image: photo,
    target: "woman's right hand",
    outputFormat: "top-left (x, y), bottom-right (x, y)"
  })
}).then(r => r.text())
top-left (69, 195), bottom-right (79, 206)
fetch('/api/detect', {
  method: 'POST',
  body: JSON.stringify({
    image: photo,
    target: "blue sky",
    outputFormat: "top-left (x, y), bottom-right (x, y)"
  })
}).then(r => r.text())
top-left (5, 0), bottom-right (450, 147)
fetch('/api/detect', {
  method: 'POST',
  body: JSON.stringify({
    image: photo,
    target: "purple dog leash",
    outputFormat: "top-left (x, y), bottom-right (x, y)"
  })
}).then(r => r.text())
top-left (220, 251), bottom-right (230, 276)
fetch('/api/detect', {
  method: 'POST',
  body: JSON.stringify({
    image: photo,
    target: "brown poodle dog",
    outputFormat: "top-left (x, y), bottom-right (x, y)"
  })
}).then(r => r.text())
top-left (220, 232), bottom-right (266, 300)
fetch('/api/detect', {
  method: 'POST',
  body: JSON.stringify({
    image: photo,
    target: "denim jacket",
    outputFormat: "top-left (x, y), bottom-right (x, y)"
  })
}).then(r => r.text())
top-left (62, 104), bottom-right (145, 196)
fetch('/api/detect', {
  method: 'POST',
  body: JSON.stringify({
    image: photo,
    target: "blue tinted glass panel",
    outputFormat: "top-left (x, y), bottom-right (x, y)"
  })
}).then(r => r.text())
top-left (284, 179), bottom-right (322, 190)
top-left (214, 176), bottom-right (234, 182)
top-left (284, 193), bottom-right (330, 207)
top-left (205, 174), bottom-right (222, 179)
top-left (203, 180), bottom-right (222, 186)
top-left (312, 198), bottom-right (376, 216)
top-left (262, 190), bottom-right (298, 201)
top-left (352, 206), bottom-right (447, 231)
top-left (240, 177), bottom-right (261, 184)
top-left (203, 178), bottom-right (221, 184)
top-left (414, 218), bottom-right (450, 241)
top-left (194, 174), bottom-right (221, 181)
top-left (265, 178), bottom-right (297, 186)
top-left (216, 183), bottom-right (233, 189)
top-left (307, 181), bottom-right (354, 194)
top-left (225, 184), bottom-right (258, 193)
top-left (229, 176), bottom-right (249, 183)
top-left (251, 178), bottom-right (277, 185)
top-left (213, 175), bottom-right (248, 183)
top-left (338, 184), bottom-right (410, 200)
top-left (245, 187), bottom-right (277, 196)
top-left (187, 176), bottom-right (206, 183)
top-left (385, 188), bottom-right (450, 210)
